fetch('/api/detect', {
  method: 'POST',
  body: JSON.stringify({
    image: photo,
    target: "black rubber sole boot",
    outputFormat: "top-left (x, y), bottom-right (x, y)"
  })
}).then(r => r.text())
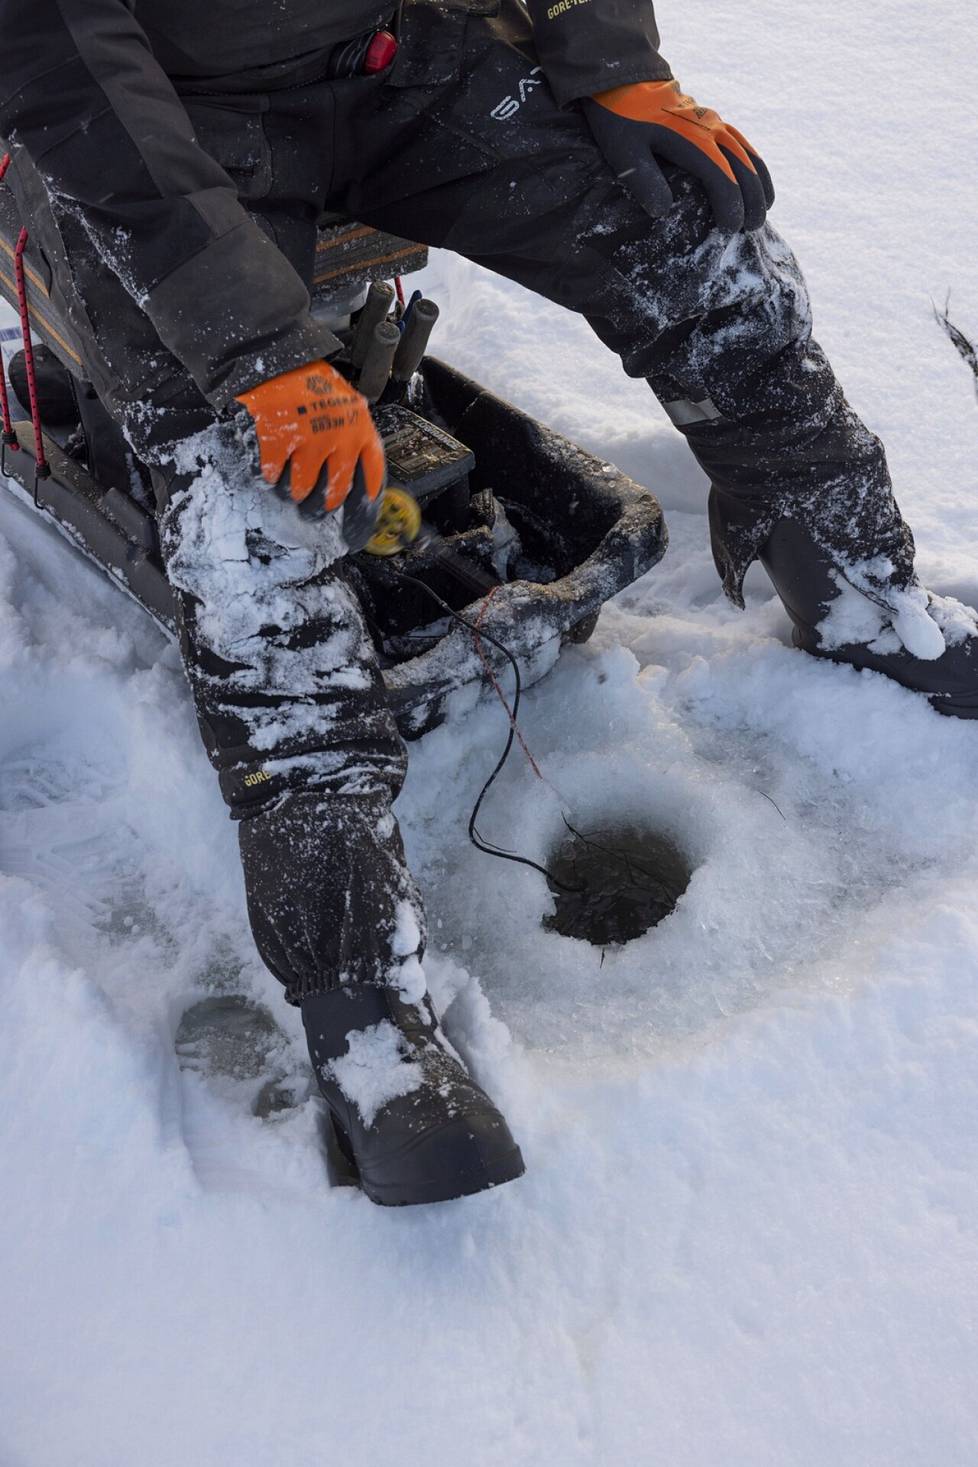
top-left (760, 518), bottom-right (978, 719)
top-left (301, 985), bottom-right (525, 1207)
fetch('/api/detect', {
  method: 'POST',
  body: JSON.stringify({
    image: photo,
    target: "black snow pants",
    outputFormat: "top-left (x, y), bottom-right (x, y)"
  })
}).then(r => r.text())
top-left (10, 0), bottom-right (916, 1001)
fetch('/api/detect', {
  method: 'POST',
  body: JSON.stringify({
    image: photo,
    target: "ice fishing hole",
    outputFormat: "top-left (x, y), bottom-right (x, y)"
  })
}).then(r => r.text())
top-left (544, 823), bottom-right (692, 946)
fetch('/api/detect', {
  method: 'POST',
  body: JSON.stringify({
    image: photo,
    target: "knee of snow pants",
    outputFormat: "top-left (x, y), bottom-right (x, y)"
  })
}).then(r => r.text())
top-left (555, 182), bottom-right (917, 607)
top-left (150, 424), bottom-right (408, 819)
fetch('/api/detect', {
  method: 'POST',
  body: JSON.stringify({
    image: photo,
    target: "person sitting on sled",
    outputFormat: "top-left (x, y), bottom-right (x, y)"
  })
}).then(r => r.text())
top-left (1, 0), bottom-right (974, 1206)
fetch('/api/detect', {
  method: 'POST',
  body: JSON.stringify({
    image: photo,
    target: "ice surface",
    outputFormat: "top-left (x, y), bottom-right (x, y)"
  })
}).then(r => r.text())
top-left (3, 3), bottom-right (978, 1463)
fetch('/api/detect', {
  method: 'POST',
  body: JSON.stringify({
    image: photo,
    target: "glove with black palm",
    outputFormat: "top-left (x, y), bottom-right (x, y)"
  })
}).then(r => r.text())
top-left (235, 359), bottom-right (385, 553)
top-left (583, 79), bottom-right (774, 233)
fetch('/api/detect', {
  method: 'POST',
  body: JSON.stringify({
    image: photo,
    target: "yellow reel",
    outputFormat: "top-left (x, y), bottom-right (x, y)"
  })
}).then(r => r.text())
top-left (364, 485), bottom-right (423, 557)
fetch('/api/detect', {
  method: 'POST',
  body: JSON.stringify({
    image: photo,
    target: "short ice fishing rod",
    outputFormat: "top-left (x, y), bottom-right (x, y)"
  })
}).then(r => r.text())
top-left (363, 485), bottom-right (497, 597)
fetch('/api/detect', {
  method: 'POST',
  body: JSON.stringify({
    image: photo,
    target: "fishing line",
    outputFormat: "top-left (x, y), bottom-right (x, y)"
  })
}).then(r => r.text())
top-left (390, 569), bottom-right (583, 892)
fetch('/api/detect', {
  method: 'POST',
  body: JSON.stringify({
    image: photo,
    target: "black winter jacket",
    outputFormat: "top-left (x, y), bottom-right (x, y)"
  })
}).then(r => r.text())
top-left (0, 0), bottom-right (669, 409)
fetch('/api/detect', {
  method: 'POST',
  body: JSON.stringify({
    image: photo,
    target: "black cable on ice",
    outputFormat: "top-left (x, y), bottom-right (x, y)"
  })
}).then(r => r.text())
top-left (390, 569), bottom-right (582, 891)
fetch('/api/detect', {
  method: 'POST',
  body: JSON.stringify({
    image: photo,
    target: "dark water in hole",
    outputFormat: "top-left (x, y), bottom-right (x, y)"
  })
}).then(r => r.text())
top-left (544, 824), bottom-right (692, 947)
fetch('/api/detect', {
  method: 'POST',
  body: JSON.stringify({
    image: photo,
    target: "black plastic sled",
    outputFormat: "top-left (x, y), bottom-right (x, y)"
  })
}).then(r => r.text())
top-left (0, 198), bottom-right (667, 738)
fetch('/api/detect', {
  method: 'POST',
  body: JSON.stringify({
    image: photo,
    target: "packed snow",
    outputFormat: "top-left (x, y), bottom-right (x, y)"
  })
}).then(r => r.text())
top-left (3, 0), bottom-right (978, 1463)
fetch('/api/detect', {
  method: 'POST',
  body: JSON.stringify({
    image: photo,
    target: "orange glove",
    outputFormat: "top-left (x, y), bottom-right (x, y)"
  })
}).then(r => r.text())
top-left (235, 359), bottom-right (386, 513)
top-left (584, 80), bottom-right (774, 232)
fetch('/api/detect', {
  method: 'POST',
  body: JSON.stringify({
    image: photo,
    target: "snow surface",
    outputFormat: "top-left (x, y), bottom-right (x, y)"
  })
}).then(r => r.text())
top-left (3, 1), bottom-right (978, 1462)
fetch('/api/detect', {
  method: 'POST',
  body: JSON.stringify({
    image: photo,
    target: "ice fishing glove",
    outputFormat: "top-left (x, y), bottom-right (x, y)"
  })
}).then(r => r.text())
top-left (236, 359), bottom-right (386, 514)
top-left (583, 80), bottom-right (774, 232)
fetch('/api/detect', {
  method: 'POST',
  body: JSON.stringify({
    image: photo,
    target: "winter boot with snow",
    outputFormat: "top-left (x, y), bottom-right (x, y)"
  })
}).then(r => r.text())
top-left (760, 518), bottom-right (978, 718)
top-left (301, 984), bottom-right (525, 1206)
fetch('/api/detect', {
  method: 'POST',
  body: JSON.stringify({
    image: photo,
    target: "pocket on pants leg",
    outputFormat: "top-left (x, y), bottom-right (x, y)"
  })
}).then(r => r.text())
top-left (181, 96), bottom-right (273, 201)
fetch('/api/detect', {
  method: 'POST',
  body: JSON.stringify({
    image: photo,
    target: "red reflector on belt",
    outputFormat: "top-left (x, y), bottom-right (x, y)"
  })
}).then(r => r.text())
top-left (363, 30), bottom-right (398, 73)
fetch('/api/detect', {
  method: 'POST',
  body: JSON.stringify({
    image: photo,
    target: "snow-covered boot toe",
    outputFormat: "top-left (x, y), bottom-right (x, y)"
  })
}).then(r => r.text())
top-left (301, 984), bottom-right (525, 1206)
top-left (760, 518), bottom-right (978, 718)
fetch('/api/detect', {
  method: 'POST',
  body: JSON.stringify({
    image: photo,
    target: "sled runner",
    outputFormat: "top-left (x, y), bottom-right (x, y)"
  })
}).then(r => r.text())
top-left (0, 188), bottom-right (667, 737)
